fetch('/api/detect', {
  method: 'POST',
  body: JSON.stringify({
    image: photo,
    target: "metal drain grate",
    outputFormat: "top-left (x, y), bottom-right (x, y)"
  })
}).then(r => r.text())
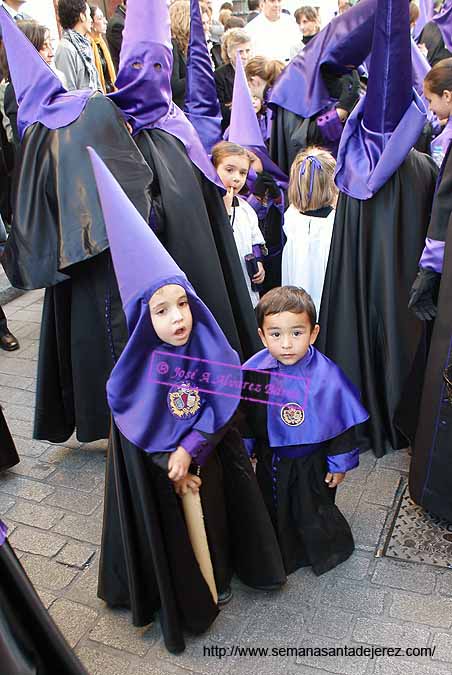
top-left (383, 485), bottom-right (452, 568)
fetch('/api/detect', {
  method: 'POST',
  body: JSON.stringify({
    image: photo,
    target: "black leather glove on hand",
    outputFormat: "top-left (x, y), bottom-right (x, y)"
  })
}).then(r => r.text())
top-left (408, 267), bottom-right (441, 321)
top-left (253, 171), bottom-right (280, 200)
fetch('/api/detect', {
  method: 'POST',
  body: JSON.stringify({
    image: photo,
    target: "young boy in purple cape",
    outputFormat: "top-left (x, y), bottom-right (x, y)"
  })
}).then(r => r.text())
top-left (88, 149), bottom-right (285, 655)
top-left (0, 520), bottom-right (87, 674)
top-left (241, 286), bottom-right (369, 575)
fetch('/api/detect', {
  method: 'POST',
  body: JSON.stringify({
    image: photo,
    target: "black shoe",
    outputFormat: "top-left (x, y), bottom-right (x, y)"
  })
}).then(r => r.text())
top-left (217, 587), bottom-right (233, 606)
top-left (0, 332), bottom-right (19, 351)
top-left (251, 582), bottom-right (285, 591)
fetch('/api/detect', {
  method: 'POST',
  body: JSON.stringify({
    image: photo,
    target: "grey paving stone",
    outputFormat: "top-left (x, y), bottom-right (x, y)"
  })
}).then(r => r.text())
top-left (295, 636), bottom-right (369, 675)
top-left (7, 500), bottom-right (63, 530)
top-left (437, 572), bottom-right (452, 597)
top-left (9, 457), bottom-right (57, 481)
top-left (373, 657), bottom-right (452, 675)
top-left (49, 467), bottom-right (103, 493)
top-left (10, 308), bottom-right (43, 323)
top-left (390, 592), bottom-right (452, 628)
top-left (362, 470), bottom-right (401, 507)
top-left (43, 487), bottom-right (102, 516)
top-left (65, 559), bottom-right (104, 609)
top-left (222, 653), bottom-right (307, 675)
top-left (41, 445), bottom-right (91, 471)
top-left (89, 610), bottom-right (157, 656)
top-left (351, 502), bottom-right (388, 551)
top-left (0, 386), bottom-right (35, 407)
top-left (4, 403), bottom-right (35, 422)
top-left (9, 525), bottom-right (66, 556)
top-left (153, 634), bottom-right (230, 675)
top-left (319, 578), bottom-right (386, 616)
top-left (335, 482), bottom-right (364, 520)
top-left (377, 449), bottom-right (411, 473)
top-left (6, 417), bottom-right (34, 439)
top-left (55, 542), bottom-right (96, 569)
top-left (53, 512), bottom-right (102, 545)
top-left (0, 475), bottom-right (54, 501)
top-left (76, 645), bottom-right (131, 675)
top-left (133, 659), bottom-right (224, 675)
top-left (0, 356), bottom-right (37, 378)
top-left (0, 372), bottom-right (34, 390)
top-left (207, 611), bottom-right (251, 645)
top-left (345, 451), bottom-right (377, 482)
top-left (0, 493), bottom-right (15, 514)
top-left (49, 599), bottom-right (98, 648)
top-left (240, 606), bottom-right (305, 645)
top-left (20, 554), bottom-right (78, 590)
top-left (12, 437), bottom-right (50, 458)
top-left (432, 633), bottom-right (452, 662)
top-left (329, 553), bottom-right (372, 581)
top-left (353, 617), bottom-right (430, 648)
top-left (307, 606), bottom-right (354, 640)
top-left (275, 568), bottom-right (327, 610)
top-left (371, 558), bottom-right (436, 594)
top-left (35, 588), bottom-right (57, 609)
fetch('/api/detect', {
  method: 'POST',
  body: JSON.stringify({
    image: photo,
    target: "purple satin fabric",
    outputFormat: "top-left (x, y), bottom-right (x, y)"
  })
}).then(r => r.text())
top-left (181, 429), bottom-right (213, 465)
top-left (269, 0), bottom-right (376, 118)
top-left (0, 519), bottom-right (7, 546)
top-left (243, 346), bottom-right (369, 447)
top-left (414, 0), bottom-right (434, 40)
top-left (411, 39), bottom-right (431, 99)
top-left (184, 0), bottom-right (222, 152)
top-left (0, 8), bottom-right (91, 140)
top-left (433, 0), bottom-right (452, 52)
top-left (327, 448), bottom-right (359, 473)
top-left (419, 238), bottom-right (445, 273)
top-left (335, 92), bottom-right (426, 200)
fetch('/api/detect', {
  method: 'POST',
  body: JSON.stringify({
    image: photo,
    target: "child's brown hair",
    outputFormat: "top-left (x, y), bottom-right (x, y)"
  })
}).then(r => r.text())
top-left (211, 141), bottom-right (252, 169)
top-left (288, 146), bottom-right (337, 213)
top-left (256, 286), bottom-right (317, 330)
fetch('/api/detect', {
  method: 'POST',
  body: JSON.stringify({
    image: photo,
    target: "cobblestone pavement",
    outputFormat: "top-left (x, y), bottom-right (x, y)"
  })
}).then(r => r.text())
top-left (1, 290), bottom-right (452, 675)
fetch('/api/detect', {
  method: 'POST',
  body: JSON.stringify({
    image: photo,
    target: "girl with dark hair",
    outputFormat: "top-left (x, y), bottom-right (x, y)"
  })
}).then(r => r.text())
top-left (55, 0), bottom-right (101, 90)
top-left (89, 4), bottom-right (116, 93)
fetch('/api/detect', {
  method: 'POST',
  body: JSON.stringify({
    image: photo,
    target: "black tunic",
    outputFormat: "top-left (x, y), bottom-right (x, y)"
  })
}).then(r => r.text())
top-left (0, 538), bottom-right (87, 674)
top-left (3, 94), bottom-right (154, 443)
top-left (417, 21), bottom-right (452, 67)
top-left (134, 128), bottom-right (262, 360)
top-left (317, 150), bottom-right (438, 457)
top-left (98, 420), bottom-right (286, 653)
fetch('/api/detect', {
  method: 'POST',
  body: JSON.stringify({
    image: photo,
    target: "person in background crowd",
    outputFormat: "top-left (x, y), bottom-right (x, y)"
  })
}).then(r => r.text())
top-left (246, 0), bottom-right (299, 62)
top-left (170, 0), bottom-right (190, 108)
top-left (246, 55), bottom-right (284, 143)
top-left (201, 1), bottom-right (222, 68)
top-left (225, 16), bottom-right (246, 29)
top-left (220, 2), bottom-right (234, 11)
top-left (89, 5), bottom-right (116, 93)
top-left (0, 302), bottom-right (19, 352)
top-left (0, 0), bottom-right (30, 22)
top-left (337, 0), bottom-right (352, 14)
top-left (219, 7), bottom-right (233, 26)
top-left (409, 0), bottom-right (420, 34)
top-left (417, 17), bottom-right (452, 66)
top-left (294, 6), bottom-right (321, 46)
top-left (214, 28), bottom-right (253, 130)
top-left (106, 0), bottom-right (126, 72)
top-left (247, 0), bottom-right (261, 23)
top-left (55, 0), bottom-right (101, 91)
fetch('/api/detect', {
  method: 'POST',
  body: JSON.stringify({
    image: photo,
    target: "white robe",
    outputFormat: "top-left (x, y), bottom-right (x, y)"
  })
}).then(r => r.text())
top-left (281, 205), bottom-right (335, 314)
top-left (231, 196), bottom-right (266, 308)
top-left (246, 13), bottom-right (300, 62)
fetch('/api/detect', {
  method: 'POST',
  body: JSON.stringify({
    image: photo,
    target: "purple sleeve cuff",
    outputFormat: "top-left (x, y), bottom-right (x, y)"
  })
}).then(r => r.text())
top-left (252, 244), bottom-right (266, 261)
top-left (247, 194), bottom-right (270, 220)
top-left (180, 430), bottom-right (213, 467)
top-left (327, 448), bottom-right (359, 473)
top-left (419, 238), bottom-right (445, 274)
top-left (243, 438), bottom-right (256, 456)
top-left (0, 519), bottom-right (7, 546)
top-left (316, 107), bottom-right (344, 143)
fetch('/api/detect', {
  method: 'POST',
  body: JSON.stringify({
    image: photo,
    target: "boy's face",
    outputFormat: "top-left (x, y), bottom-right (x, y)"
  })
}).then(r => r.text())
top-left (258, 311), bottom-right (319, 366)
top-left (149, 284), bottom-right (193, 346)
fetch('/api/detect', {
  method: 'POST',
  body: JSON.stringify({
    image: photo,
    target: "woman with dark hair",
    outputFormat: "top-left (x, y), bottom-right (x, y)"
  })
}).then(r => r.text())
top-left (294, 5), bottom-right (321, 49)
top-left (89, 4), bottom-right (116, 93)
top-left (55, 0), bottom-right (101, 90)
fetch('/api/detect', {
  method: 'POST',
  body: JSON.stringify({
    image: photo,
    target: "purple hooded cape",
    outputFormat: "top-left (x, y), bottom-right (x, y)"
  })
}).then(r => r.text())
top-left (243, 346), bottom-right (368, 447)
top-left (184, 0), bottom-right (222, 152)
top-left (88, 147), bottom-right (241, 454)
top-left (433, 0), bottom-right (452, 52)
top-left (0, 7), bottom-right (91, 140)
top-left (334, 0), bottom-right (427, 200)
top-left (414, 0), bottom-right (434, 40)
top-left (108, 0), bottom-right (222, 188)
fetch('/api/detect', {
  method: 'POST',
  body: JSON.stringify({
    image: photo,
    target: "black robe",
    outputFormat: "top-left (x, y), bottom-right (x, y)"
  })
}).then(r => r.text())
top-left (417, 21), bottom-right (452, 67)
top-left (409, 145), bottom-right (452, 520)
top-left (0, 538), bottom-right (87, 674)
top-left (317, 150), bottom-right (438, 457)
top-left (238, 373), bottom-right (355, 576)
top-left (134, 129), bottom-right (261, 360)
top-left (3, 94), bottom-right (154, 444)
top-left (0, 405), bottom-right (19, 472)
top-left (98, 420), bottom-right (286, 654)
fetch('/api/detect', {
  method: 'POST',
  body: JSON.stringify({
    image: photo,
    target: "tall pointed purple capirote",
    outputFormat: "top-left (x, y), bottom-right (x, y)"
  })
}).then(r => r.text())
top-left (414, 0), bottom-right (434, 40)
top-left (87, 146), bottom-right (183, 323)
top-left (269, 0), bottom-right (377, 118)
top-left (109, 0), bottom-right (222, 188)
top-left (109, 0), bottom-right (173, 128)
top-left (433, 0), bottom-right (452, 52)
top-left (0, 7), bottom-right (91, 140)
top-left (335, 0), bottom-right (426, 200)
top-left (228, 54), bottom-right (287, 186)
top-left (184, 0), bottom-right (222, 152)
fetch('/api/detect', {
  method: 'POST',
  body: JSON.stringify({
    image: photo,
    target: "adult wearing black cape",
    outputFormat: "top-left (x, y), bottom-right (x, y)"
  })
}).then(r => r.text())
top-left (408, 138), bottom-right (452, 519)
top-left (0, 8), bottom-right (154, 444)
top-left (108, 0), bottom-right (261, 361)
top-left (268, 0), bottom-right (376, 175)
top-left (317, 0), bottom-right (438, 457)
top-left (0, 520), bottom-right (87, 674)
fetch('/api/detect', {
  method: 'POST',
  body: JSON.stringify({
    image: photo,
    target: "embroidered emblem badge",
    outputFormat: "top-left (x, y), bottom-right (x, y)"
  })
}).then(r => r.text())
top-left (168, 382), bottom-right (201, 419)
top-left (280, 402), bottom-right (305, 426)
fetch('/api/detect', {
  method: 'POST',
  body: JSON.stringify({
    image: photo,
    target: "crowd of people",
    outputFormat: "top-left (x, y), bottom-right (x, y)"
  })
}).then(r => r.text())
top-left (0, 0), bottom-right (452, 668)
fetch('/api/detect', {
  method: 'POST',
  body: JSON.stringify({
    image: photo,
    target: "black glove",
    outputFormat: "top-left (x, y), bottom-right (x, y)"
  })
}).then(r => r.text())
top-left (253, 171), bottom-right (280, 200)
top-left (408, 267), bottom-right (441, 321)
